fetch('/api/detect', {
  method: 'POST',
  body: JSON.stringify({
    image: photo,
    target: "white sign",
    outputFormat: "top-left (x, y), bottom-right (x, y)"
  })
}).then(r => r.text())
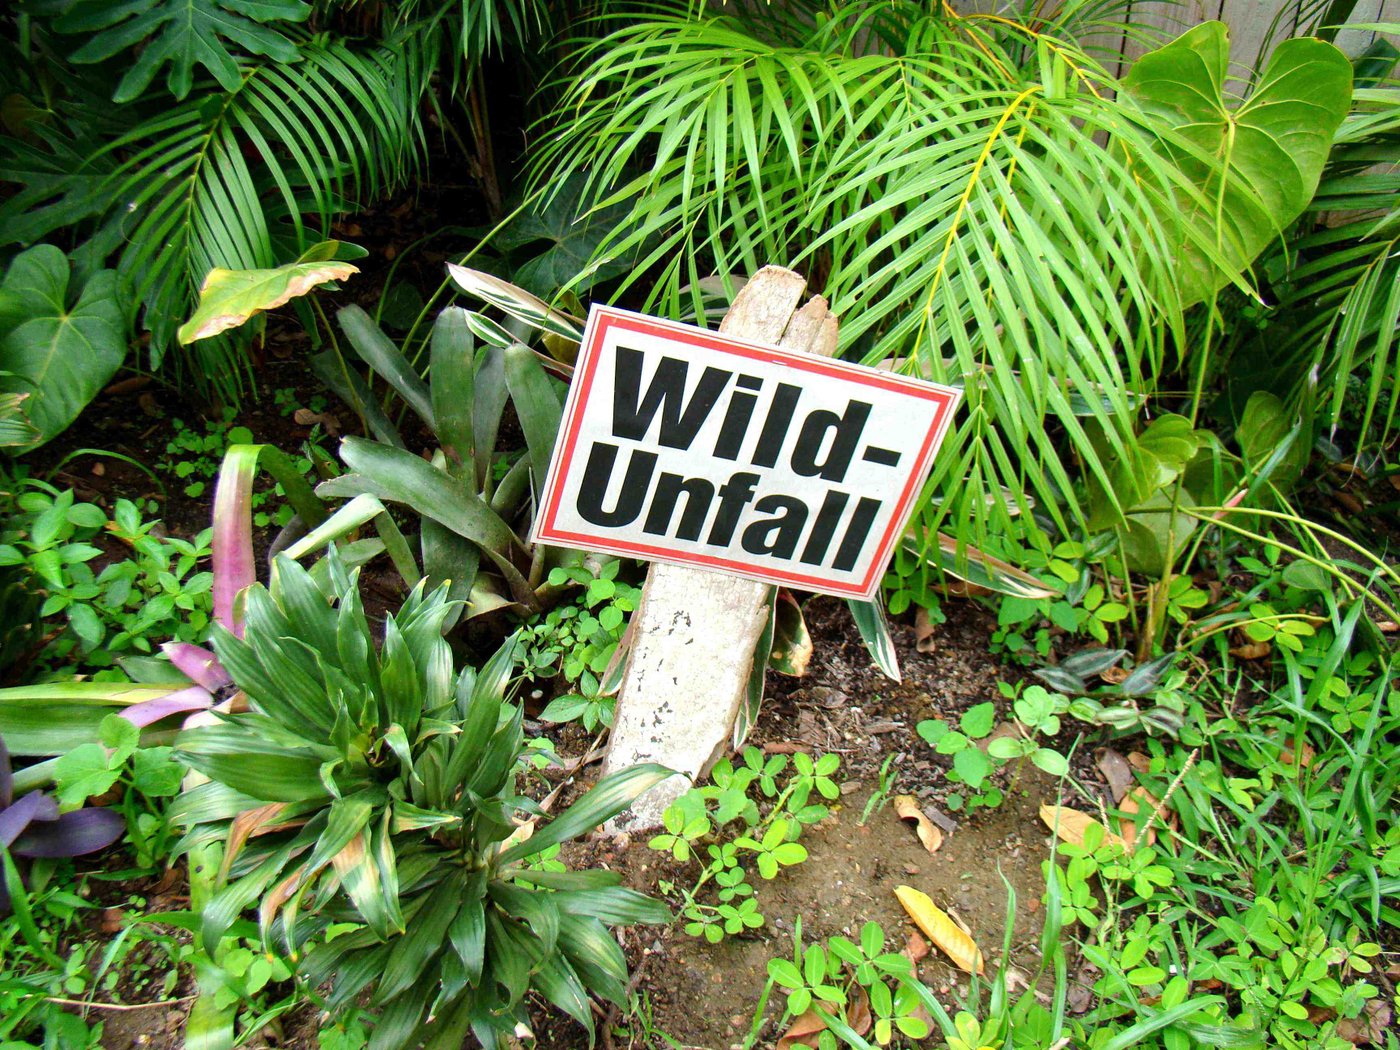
top-left (531, 306), bottom-right (960, 601)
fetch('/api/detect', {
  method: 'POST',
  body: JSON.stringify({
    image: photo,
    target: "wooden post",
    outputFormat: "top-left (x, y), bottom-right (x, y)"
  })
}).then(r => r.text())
top-left (603, 267), bottom-right (839, 829)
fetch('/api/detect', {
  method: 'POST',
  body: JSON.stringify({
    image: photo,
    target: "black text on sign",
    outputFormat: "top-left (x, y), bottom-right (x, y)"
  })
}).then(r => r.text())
top-left (531, 307), bottom-right (961, 600)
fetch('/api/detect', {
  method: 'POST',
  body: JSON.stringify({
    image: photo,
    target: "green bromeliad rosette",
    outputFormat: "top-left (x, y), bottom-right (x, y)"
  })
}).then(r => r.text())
top-left (173, 551), bottom-right (672, 1049)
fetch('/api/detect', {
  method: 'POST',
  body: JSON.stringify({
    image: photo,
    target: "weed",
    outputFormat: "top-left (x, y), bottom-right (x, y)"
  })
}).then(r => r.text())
top-left (0, 481), bottom-right (213, 678)
top-left (651, 747), bottom-right (838, 943)
top-left (521, 559), bottom-right (640, 731)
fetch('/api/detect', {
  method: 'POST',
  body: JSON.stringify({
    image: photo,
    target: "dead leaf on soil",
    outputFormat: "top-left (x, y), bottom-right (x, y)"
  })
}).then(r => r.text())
top-left (1039, 803), bottom-right (1128, 852)
top-left (293, 407), bottom-right (341, 436)
top-left (1229, 639), bottom-right (1272, 660)
top-left (914, 606), bottom-right (938, 653)
top-left (497, 819), bottom-right (535, 855)
top-left (894, 885), bottom-right (985, 975)
top-left (1095, 747), bottom-right (1135, 804)
top-left (1337, 998), bottom-right (1393, 1046)
top-left (1278, 736), bottom-right (1316, 768)
top-left (1118, 787), bottom-right (1166, 850)
top-left (763, 742), bottom-right (812, 755)
top-left (777, 984), bottom-right (871, 1048)
top-left (903, 930), bottom-right (929, 965)
top-left (894, 795), bottom-right (944, 854)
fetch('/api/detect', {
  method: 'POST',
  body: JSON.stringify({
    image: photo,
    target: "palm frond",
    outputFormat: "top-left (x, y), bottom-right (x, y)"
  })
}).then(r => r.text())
top-left (90, 31), bottom-right (429, 392)
top-left (532, 2), bottom-right (1232, 548)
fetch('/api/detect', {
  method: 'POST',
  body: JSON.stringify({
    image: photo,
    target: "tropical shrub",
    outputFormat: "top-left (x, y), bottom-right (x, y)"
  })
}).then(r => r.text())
top-left (534, 3), bottom-right (1353, 564)
top-left (0, 5), bottom-right (429, 399)
top-left (309, 282), bottom-right (578, 620)
top-left (1217, 29), bottom-right (1400, 457)
top-left (0, 732), bottom-right (124, 916)
top-left (174, 553), bottom-right (673, 1047)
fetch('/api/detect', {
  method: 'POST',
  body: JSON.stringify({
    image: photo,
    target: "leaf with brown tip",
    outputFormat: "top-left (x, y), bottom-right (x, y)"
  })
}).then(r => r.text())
top-left (179, 260), bottom-right (358, 344)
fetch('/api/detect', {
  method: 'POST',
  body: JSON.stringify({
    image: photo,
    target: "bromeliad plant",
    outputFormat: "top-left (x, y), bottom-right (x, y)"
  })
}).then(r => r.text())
top-left (0, 733), bottom-right (123, 915)
top-left (307, 272), bottom-right (580, 622)
top-left (174, 553), bottom-right (673, 1048)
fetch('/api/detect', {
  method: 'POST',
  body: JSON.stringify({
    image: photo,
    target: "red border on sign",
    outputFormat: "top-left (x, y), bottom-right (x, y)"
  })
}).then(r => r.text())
top-left (532, 306), bottom-right (960, 601)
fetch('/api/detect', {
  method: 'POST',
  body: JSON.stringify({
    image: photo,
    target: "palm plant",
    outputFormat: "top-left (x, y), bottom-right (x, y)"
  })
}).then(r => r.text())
top-left (174, 553), bottom-right (672, 1048)
top-left (1, 12), bottom-right (431, 399)
top-left (531, 0), bottom-right (1349, 565)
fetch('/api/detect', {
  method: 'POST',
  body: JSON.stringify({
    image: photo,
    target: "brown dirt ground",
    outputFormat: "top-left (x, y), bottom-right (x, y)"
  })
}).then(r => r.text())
top-left (530, 596), bottom-right (1068, 1050)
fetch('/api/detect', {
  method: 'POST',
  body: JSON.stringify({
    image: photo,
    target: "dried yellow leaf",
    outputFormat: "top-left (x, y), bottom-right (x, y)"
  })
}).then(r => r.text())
top-left (893, 795), bottom-right (944, 854)
top-left (894, 885), bottom-right (984, 975)
top-left (1039, 803), bottom-right (1128, 852)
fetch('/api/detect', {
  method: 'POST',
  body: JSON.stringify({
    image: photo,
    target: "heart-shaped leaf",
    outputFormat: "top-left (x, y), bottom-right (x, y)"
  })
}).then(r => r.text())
top-left (1125, 22), bottom-right (1351, 304)
top-left (0, 245), bottom-right (125, 448)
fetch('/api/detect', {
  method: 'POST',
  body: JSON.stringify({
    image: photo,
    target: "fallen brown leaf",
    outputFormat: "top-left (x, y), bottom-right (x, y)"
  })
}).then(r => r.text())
top-left (1229, 640), bottom-right (1272, 660)
top-left (1095, 747), bottom-right (1135, 804)
top-left (1337, 998), bottom-right (1393, 1046)
top-left (763, 742), bottom-right (811, 755)
top-left (1118, 787), bottom-right (1163, 850)
top-left (498, 819), bottom-right (535, 854)
top-left (777, 984), bottom-right (871, 1048)
top-left (894, 885), bottom-right (984, 975)
top-left (894, 795), bottom-right (944, 854)
top-left (1039, 803), bottom-right (1128, 852)
top-left (1280, 737), bottom-right (1316, 768)
top-left (914, 606), bottom-right (938, 653)
top-left (293, 407), bottom-right (341, 436)
top-left (903, 930), bottom-right (929, 965)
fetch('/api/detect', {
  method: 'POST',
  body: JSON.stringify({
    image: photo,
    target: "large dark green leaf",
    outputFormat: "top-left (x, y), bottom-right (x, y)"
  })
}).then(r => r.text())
top-left (503, 344), bottom-right (562, 501)
top-left (488, 882), bottom-right (559, 957)
top-left (447, 893), bottom-right (486, 984)
top-left (377, 880), bottom-right (459, 1003)
top-left (335, 438), bottom-right (537, 607)
top-left (1125, 22), bottom-right (1352, 303)
top-left (532, 954), bottom-right (594, 1033)
top-left (176, 726), bottom-right (329, 803)
top-left (430, 308), bottom-right (476, 466)
top-left (57, 0), bottom-right (311, 102)
top-left (497, 763), bottom-right (675, 865)
top-left (554, 886), bottom-right (671, 926)
top-left (492, 174), bottom-right (637, 296)
top-left (339, 306), bottom-right (434, 430)
top-left (0, 245), bottom-right (125, 448)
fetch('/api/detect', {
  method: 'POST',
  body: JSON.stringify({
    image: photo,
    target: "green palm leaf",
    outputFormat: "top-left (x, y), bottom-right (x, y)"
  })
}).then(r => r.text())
top-left (44, 32), bottom-right (429, 396)
top-left (533, 4), bottom-right (1270, 551)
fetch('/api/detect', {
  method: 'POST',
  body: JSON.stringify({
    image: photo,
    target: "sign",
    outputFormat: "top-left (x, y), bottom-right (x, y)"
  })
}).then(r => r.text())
top-left (531, 306), bottom-right (961, 601)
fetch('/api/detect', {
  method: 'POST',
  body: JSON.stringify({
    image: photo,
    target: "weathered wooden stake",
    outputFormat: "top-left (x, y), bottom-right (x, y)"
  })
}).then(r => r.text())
top-left (603, 266), bottom-right (839, 829)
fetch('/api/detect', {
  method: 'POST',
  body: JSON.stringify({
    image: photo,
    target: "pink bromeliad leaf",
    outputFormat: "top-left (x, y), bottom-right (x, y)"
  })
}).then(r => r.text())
top-left (212, 445), bottom-right (262, 638)
top-left (120, 686), bottom-right (216, 728)
top-left (164, 642), bottom-right (230, 690)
